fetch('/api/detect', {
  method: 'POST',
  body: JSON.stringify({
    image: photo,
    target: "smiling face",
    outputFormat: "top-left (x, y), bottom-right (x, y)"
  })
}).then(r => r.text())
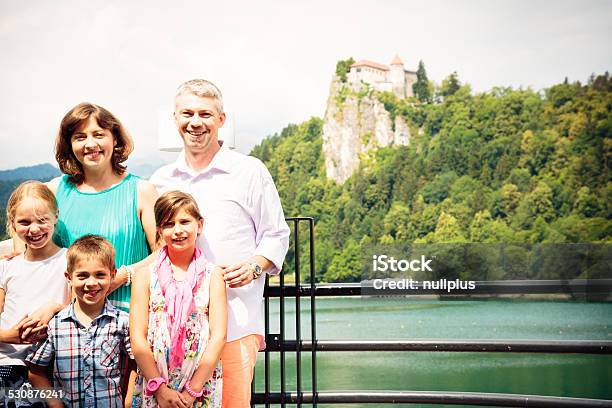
top-left (174, 92), bottom-right (225, 155)
top-left (66, 257), bottom-right (115, 309)
top-left (158, 207), bottom-right (203, 253)
top-left (70, 116), bottom-right (116, 172)
top-left (12, 197), bottom-right (57, 251)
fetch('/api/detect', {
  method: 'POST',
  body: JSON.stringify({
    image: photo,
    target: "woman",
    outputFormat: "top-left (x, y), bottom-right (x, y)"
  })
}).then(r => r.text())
top-left (48, 102), bottom-right (157, 311)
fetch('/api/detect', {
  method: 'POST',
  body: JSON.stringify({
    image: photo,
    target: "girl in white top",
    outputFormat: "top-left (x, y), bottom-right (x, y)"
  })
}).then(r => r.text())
top-left (0, 181), bottom-right (70, 393)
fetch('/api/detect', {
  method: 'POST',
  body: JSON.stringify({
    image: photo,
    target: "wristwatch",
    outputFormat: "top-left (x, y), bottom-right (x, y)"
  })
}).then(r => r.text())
top-left (145, 377), bottom-right (167, 396)
top-left (249, 262), bottom-right (263, 279)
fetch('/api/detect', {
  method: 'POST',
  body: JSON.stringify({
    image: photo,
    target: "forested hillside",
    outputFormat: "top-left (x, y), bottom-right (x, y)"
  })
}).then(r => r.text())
top-left (251, 72), bottom-right (612, 282)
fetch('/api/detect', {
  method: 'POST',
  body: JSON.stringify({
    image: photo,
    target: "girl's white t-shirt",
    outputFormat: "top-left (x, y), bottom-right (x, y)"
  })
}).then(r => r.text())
top-left (0, 248), bottom-right (70, 365)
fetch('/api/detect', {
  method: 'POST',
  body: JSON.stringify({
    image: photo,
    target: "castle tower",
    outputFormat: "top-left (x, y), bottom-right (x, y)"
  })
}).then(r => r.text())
top-left (390, 54), bottom-right (406, 98)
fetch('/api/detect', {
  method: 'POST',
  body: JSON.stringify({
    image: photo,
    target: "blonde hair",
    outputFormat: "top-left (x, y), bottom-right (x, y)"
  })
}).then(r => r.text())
top-left (6, 181), bottom-right (58, 238)
top-left (175, 79), bottom-right (224, 113)
top-left (55, 102), bottom-right (134, 184)
top-left (66, 235), bottom-right (115, 275)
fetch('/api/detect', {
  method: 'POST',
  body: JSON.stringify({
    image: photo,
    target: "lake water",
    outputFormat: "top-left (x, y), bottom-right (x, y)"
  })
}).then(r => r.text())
top-left (252, 297), bottom-right (612, 407)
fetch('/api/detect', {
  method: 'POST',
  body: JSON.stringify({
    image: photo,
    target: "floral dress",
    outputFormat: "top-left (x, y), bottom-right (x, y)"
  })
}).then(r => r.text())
top-left (131, 263), bottom-right (222, 407)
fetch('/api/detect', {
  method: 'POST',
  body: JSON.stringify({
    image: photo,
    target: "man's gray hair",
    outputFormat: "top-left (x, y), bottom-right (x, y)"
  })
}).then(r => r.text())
top-left (175, 79), bottom-right (224, 113)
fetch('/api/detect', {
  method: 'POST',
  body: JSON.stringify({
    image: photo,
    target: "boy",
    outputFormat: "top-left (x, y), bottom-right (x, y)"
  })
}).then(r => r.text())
top-left (26, 235), bottom-right (133, 407)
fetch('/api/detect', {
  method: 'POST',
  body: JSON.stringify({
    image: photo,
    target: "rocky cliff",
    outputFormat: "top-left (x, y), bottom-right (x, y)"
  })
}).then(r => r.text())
top-left (322, 77), bottom-right (411, 183)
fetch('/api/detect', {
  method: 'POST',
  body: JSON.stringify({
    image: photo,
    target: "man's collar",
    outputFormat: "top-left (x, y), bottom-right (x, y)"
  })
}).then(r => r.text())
top-left (173, 145), bottom-right (233, 177)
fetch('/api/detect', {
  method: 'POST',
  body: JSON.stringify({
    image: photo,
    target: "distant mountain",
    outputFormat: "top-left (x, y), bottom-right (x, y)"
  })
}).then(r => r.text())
top-left (127, 152), bottom-right (177, 180)
top-left (0, 164), bottom-right (62, 215)
top-left (0, 156), bottom-right (172, 183)
top-left (0, 163), bottom-right (60, 181)
top-left (130, 162), bottom-right (164, 179)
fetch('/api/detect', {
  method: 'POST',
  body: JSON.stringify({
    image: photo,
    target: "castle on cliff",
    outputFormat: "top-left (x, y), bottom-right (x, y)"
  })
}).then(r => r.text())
top-left (348, 55), bottom-right (417, 98)
top-left (322, 55), bottom-right (415, 183)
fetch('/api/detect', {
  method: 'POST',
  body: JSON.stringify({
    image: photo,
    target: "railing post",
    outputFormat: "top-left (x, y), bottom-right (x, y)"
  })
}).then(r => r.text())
top-left (294, 219), bottom-right (302, 407)
top-left (309, 217), bottom-right (317, 407)
top-left (280, 233), bottom-right (286, 407)
top-left (263, 275), bottom-right (270, 408)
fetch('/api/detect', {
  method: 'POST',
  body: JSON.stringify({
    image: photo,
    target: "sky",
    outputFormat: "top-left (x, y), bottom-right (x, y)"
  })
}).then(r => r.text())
top-left (0, 0), bottom-right (610, 170)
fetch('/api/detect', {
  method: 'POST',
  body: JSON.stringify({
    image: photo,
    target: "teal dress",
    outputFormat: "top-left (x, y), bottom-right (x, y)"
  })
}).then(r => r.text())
top-left (54, 174), bottom-right (150, 311)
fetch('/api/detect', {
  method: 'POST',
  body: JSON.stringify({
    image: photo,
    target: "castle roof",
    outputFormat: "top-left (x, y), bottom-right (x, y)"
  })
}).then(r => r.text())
top-left (390, 54), bottom-right (404, 65)
top-left (351, 60), bottom-right (390, 71)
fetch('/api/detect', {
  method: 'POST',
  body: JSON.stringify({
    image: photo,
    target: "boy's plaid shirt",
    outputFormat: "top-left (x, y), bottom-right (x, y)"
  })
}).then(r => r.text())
top-left (26, 300), bottom-right (133, 407)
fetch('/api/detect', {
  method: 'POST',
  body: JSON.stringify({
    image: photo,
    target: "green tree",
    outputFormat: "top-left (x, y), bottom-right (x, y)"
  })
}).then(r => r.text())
top-left (324, 239), bottom-right (363, 282)
top-left (492, 183), bottom-right (521, 218)
top-left (471, 209), bottom-right (515, 243)
top-left (433, 212), bottom-right (466, 242)
top-left (335, 57), bottom-right (355, 82)
top-left (410, 202), bottom-right (439, 240)
top-left (440, 71), bottom-right (461, 98)
top-left (412, 60), bottom-right (431, 103)
top-left (421, 171), bottom-right (458, 203)
top-left (505, 168), bottom-right (532, 192)
top-left (513, 181), bottom-right (555, 229)
top-left (383, 202), bottom-right (412, 242)
top-left (573, 187), bottom-right (601, 217)
top-left (469, 210), bottom-right (492, 242)
top-left (519, 130), bottom-right (557, 175)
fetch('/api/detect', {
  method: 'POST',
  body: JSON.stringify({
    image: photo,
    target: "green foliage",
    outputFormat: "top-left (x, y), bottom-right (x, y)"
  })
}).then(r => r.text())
top-left (421, 171), bottom-right (457, 204)
top-left (439, 71), bottom-right (461, 98)
top-left (412, 60), bottom-right (431, 103)
top-left (335, 57), bottom-right (355, 82)
top-left (324, 239), bottom-right (363, 282)
top-left (251, 73), bottom-right (612, 282)
top-left (433, 212), bottom-right (467, 242)
top-left (376, 91), bottom-right (399, 124)
top-left (505, 168), bottom-right (532, 192)
top-left (334, 84), bottom-right (350, 105)
top-left (0, 208), bottom-right (7, 240)
top-left (383, 202), bottom-right (411, 242)
top-left (519, 130), bottom-right (557, 175)
top-left (573, 186), bottom-right (602, 217)
top-left (513, 181), bottom-right (555, 229)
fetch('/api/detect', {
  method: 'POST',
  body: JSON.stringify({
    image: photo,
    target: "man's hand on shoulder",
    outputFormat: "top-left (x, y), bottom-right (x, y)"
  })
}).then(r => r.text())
top-left (222, 261), bottom-right (257, 288)
top-left (222, 256), bottom-right (272, 288)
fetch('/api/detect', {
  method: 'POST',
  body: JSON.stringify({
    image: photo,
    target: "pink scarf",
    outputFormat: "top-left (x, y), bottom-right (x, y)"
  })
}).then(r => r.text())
top-left (155, 246), bottom-right (208, 371)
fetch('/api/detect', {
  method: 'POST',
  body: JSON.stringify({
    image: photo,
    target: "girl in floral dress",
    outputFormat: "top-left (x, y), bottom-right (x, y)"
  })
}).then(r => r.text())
top-left (130, 191), bottom-right (227, 407)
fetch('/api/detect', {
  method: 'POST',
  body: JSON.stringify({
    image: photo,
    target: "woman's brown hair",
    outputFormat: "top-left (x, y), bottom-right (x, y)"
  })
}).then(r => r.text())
top-left (55, 102), bottom-right (134, 184)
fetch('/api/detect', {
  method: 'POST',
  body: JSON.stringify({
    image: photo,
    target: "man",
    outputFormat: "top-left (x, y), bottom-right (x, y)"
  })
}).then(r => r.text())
top-left (150, 79), bottom-right (290, 407)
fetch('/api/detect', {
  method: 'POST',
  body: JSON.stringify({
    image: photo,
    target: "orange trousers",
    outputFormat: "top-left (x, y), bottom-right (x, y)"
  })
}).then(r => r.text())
top-left (221, 335), bottom-right (261, 408)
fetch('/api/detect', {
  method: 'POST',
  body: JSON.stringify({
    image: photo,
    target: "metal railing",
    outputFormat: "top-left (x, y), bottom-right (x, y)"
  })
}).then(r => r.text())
top-left (251, 217), bottom-right (612, 407)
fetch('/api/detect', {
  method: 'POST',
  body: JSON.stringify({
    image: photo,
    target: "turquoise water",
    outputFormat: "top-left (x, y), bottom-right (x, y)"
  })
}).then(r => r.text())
top-left (253, 297), bottom-right (612, 407)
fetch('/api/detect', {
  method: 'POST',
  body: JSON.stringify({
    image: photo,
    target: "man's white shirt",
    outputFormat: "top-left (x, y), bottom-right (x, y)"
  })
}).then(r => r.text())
top-left (149, 147), bottom-right (290, 345)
